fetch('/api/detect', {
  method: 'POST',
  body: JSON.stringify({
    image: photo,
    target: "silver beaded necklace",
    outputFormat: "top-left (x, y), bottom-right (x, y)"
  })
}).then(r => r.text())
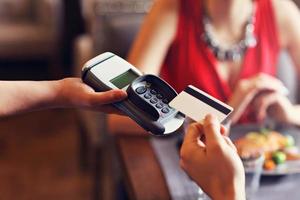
top-left (202, 3), bottom-right (257, 62)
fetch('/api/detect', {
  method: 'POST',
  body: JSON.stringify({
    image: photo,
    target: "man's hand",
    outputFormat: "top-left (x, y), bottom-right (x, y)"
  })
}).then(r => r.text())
top-left (180, 115), bottom-right (245, 200)
top-left (0, 78), bottom-right (127, 118)
top-left (55, 78), bottom-right (127, 114)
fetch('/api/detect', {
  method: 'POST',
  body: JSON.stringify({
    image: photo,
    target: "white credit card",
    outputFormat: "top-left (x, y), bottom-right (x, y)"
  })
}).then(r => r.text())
top-left (169, 85), bottom-right (233, 123)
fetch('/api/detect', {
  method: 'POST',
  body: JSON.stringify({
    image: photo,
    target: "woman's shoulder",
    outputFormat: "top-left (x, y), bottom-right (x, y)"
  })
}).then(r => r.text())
top-left (271, 0), bottom-right (298, 10)
top-left (271, 0), bottom-right (300, 47)
top-left (148, 0), bottom-right (180, 24)
top-left (154, 0), bottom-right (179, 11)
top-left (272, 0), bottom-right (299, 23)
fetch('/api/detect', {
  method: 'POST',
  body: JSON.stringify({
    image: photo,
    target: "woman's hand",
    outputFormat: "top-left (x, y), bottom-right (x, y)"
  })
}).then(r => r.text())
top-left (180, 115), bottom-right (245, 200)
top-left (253, 91), bottom-right (298, 124)
top-left (228, 73), bottom-right (287, 123)
top-left (55, 78), bottom-right (127, 114)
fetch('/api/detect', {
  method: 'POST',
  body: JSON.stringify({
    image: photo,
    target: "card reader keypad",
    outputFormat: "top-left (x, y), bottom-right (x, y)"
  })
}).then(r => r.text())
top-left (144, 93), bottom-right (152, 99)
top-left (150, 89), bottom-right (157, 95)
top-left (150, 97), bottom-right (158, 104)
top-left (135, 84), bottom-right (172, 116)
top-left (161, 107), bottom-right (170, 114)
top-left (156, 93), bottom-right (163, 99)
top-left (155, 103), bottom-right (164, 109)
top-left (136, 86), bottom-right (147, 94)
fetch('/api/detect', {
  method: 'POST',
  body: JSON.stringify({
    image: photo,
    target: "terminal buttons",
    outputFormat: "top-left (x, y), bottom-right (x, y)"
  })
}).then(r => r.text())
top-left (136, 86), bottom-right (147, 94)
top-left (150, 98), bottom-right (158, 104)
top-left (162, 99), bottom-right (169, 104)
top-left (144, 93), bottom-right (152, 99)
top-left (161, 107), bottom-right (170, 114)
top-left (135, 83), bottom-right (173, 117)
top-left (156, 93), bottom-right (163, 99)
top-left (155, 103), bottom-right (164, 109)
top-left (150, 89), bottom-right (157, 95)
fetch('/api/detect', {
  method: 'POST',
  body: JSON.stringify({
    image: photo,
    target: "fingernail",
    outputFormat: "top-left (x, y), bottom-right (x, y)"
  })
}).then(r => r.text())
top-left (206, 114), bottom-right (212, 118)
top-left (114, 90), bottom-right (127, 99)
top-left (205, 114), bottom-right (213, 121)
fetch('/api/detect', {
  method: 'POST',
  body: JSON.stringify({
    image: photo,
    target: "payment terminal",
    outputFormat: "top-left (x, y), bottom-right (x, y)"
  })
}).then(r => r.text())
top-left (81, 52), bottom-right (185, 136)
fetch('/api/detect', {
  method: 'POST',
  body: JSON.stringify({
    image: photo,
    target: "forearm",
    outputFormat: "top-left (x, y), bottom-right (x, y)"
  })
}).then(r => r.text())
top-left (127, 0), bottom-right (178, 74)
top-left (0, 80), bottom-right (61, 117)
top-left (211, 185), bottom-right (246, 200)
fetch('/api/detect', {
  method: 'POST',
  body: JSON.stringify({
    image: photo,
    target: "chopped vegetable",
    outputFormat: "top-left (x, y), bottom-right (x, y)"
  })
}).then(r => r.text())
top-left (264, 152), bottom-right (272, 160)
top-left (285, 135), bottom-right (295, 147)
top-left (264, 159), bottom-right (276, 170)
top-left (272, 151), bottom-right (286, 164)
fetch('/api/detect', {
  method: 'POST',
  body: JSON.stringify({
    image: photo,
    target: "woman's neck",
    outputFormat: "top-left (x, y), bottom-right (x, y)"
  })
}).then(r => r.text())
top-left (204, 0), bottom-right (253, 34)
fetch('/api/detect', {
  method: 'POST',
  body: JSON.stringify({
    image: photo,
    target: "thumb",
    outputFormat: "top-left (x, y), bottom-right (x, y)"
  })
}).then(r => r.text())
top-left (203, 114), bottom-right (223, 145)
top-left (183, 122), bottom-right (205, 148)
top-left (89, 90), bottom-right (127, 105)
top-left (184, 123), bottom-right (203, 143)
top-left (181, 122), bottom-right (205, 160)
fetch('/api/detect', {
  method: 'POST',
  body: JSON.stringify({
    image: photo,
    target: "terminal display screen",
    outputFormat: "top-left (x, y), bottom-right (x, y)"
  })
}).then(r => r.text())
top-left (110, 69), bottom-right (139, 89)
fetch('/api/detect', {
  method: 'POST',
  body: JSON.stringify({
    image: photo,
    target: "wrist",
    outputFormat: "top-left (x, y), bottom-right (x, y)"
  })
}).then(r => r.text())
top-left (43, 79), bottom-right (65, 109)
top-left (211, 181), bottom-right (245, 200)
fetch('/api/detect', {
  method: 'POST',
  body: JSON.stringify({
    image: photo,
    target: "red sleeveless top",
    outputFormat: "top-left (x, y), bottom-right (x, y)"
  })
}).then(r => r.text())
top-left (160, 0), bottom-right (280, 103)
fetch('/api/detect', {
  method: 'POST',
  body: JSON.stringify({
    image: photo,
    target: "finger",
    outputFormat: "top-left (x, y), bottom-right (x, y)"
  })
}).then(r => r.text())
top-left (255, 93), bottom-right (278, 120)
top-left (181, 122), bottom-right (206, 160)
top-left (183, 123), bottom-right (204, 144)
top-left (223, 136), bottom-right (237, 152)
top-left (253, 74), bottom-right (286, 94)
top-left (203, 114), bottom-right (223, 145)
top-left (220, 125), bottom-right (227, 136)
top-left (255, 73), bottom-right (283, 87)
top-left (181, 123), bottom-right (206, 161)
top-left (89, 90), bottom-right (127, 105)
top-left (253, 93), bottom-right (267, 121)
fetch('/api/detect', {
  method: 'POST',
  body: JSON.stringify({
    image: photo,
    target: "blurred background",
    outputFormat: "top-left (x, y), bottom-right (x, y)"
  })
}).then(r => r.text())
top-left (0, 0), bottom-right (152, 200)
top-left (0, 0), bottom-right (300, 200)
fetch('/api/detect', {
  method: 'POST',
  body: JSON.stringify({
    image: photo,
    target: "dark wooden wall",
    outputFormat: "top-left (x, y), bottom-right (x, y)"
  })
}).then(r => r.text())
top-left (62, 0), bottom-right (85, 75)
